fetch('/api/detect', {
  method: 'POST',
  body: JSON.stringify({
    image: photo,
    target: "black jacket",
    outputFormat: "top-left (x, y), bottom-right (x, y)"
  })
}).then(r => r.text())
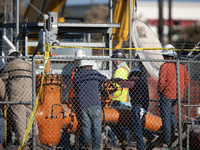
top-left (114, 77), bottom-right (149, 110)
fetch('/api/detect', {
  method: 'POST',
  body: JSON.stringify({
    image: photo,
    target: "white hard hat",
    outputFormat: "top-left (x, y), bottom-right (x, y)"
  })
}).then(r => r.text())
top-left (7, 49), bottom-right (21, 56)
top-left (52, 40), bottom-right (60, 46)
top-left (161, 44), bottom-right (177, 56)
top-left (79, 60), bottom-right (94, 67)
top-left (75, 49), bottom-right (86, 57)
top-left (0, 59), bottom-right (6, 70)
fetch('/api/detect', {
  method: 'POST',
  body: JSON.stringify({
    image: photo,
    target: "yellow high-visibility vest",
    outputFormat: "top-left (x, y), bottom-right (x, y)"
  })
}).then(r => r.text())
top-left (113, 64), bottom-right (130, 103)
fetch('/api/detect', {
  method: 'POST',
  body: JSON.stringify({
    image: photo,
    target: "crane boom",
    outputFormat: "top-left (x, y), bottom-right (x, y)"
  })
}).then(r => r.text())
top-left (24, 0), bottom-right (67, 22)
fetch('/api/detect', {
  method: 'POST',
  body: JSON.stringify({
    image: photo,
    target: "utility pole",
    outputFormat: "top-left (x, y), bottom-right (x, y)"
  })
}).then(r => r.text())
top-left (168, 0), bottom-right (172, 43)
top-left (158, 0), bottom-right (163, 44)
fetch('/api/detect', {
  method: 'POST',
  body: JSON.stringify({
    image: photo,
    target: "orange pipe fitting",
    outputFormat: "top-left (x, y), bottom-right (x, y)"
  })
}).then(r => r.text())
top-left (103, 107), bottom-right (120, 123)
top-left (36, 74), bottom-right (78, 147)
top-left (103, 106), bottom-right (162, 131)
top-left (144, 113), bottom-right (162, 132)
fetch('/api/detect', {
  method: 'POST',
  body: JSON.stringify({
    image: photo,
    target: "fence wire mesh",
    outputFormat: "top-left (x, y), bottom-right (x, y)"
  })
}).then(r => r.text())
top-left (0, 52), bottom-right (200, 150)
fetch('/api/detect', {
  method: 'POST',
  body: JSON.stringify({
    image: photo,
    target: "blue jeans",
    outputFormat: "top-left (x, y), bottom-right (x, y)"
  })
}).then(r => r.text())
top-left (81, 105), bottom-right (102, 150)
top-left (130, 105), bottom-right (154, 150)
top-left (160, 94), bottom-right (177, 144)
top-left (110, 101), bottom-right (131, 146)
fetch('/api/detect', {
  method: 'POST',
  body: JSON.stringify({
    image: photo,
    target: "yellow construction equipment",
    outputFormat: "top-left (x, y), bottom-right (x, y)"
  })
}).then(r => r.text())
top-left (24, 0), bottom-right (67, 22)
top-left (112, 0), bottom-right (134, 49)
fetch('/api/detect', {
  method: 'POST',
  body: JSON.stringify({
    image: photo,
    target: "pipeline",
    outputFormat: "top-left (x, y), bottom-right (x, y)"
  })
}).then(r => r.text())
top-left (35, 58), bottom-right (162, 147)
top-left (35, 74), bottom-right (162, 147)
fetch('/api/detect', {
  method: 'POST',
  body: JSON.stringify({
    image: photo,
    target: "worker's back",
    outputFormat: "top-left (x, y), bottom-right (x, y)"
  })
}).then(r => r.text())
top-left (1, 58), bottom-right (32, 102)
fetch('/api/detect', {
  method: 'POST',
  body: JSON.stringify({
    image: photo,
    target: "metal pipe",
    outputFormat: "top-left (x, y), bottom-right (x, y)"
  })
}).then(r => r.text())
top-left (87, 33), bottom-right (91, 42)
top-left (4, 0), bottom-right (7, 35)
top-left (176, 59), bottom-right (182, 150)
top-left (187, 64), bottom-right (191, 116)
top-left (3, 35), bottom-right (16, 49)
top-left (168, 0), bottom-right (172, 43)
top-left (186, 63), bottom-right (191, 150)
top-left (16, 0), bottom-right (19, 51)
top-left (109, 0), bottom-right (113, 78)
top-left (22, 19), bottom-right (28, 56)
top-left (158, 0), bottom-right (163, 44)
top-left (10, 0), bottom-right (13, 42)
top-left (133, 0), bottom-right (137, 68)
top-left (129, 0), bottom-right (132, 69)
top-left (149, 100), bottom-right (187, 103)
top-left (182, 105), bottom-right (200, 107)
top-left (0, 31), bottom-right (2, 56)
top-left (0, 101), bottom-right (31, 105)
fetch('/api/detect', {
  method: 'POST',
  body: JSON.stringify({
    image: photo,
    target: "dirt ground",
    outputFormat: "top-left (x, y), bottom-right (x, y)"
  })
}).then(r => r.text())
top-left (103, 142), bottom-right (170, 150)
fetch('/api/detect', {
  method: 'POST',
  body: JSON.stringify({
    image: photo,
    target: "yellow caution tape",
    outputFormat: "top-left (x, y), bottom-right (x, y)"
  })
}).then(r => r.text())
top-left (4, 105), bottom-right (7, 149)
top-left (18, 43), bottom-right (50, 150)
top-left (51, 46), bottom-right (200, 51)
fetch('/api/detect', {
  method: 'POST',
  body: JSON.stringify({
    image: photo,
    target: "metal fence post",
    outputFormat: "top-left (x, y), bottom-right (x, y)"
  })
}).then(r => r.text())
top-left (129, 0), bottom-right (132, 69)
top-left (32, 55), bottom-right (36, 150)
top-left (0, 31), bottom-right (2, 56)
top-left (186, 63), bottom-right (191, 150)
top-left (176, 59), bottom-right (182, 150)
top-left (109, 0), bottom-right (113, 78)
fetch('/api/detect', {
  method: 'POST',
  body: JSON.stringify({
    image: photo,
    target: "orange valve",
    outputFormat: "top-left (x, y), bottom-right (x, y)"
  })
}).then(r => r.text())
top-left (36, 74), bottom-right (78, 147)
top-left (106, 80), bottom-right (123, 99)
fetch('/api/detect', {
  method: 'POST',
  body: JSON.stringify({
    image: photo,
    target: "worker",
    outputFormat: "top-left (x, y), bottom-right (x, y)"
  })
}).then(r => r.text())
top-left (111, 50), bottom-right (131, 107)
top-left (109, 49), bottom-right (131, 148)
top-left (0, 59), bottom-right (6, 74)
top-left (0, 65), bottom-right (6, 148)
top-left (0, 59), bottom-right (7, 146)
top-left (0, 59), bottom-right (10, 148)
top-left (0, 77), bottom-right (5, 101)
top-left (73, 60), bottom-right (107, 150)
top-left (0, 58), bottom-right (6, 109)
top-left (1, 49), bottom-right (41, 150)
top-left (0, 59), bottom-right (6, 101)
top-left (0, 59), bottom-right (6, 102)
top-left (65, 49), bottom-right (86, 149)
top-left (68, 49), bottom-right (86, 100)
top-left (0, 76), bottom-right (5, 148)
top-left (157, 44), bottom-right (189, 148)
top-left (113, 68), bottom-right (157, 150)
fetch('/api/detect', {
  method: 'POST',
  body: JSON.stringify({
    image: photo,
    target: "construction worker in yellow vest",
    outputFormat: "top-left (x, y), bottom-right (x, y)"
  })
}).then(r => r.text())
top-left (111, 49), bottom-right (131, 107)
top-left (107, 49), bottom-right (131, 149)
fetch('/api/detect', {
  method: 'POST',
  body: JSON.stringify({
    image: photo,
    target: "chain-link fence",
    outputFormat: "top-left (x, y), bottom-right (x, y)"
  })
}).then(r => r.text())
top-left (0, 52), bottom-right (200, 150)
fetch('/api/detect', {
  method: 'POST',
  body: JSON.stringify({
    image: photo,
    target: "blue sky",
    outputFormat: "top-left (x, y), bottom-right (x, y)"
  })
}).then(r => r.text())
top-left (67, 0), bottom-right (200, 5)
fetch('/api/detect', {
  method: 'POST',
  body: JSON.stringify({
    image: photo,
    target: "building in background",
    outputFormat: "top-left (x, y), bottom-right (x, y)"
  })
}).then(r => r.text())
top-left (66, 0), bottom-right (200, 44)
top-left (136, 1), bottom-right (200, 43)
